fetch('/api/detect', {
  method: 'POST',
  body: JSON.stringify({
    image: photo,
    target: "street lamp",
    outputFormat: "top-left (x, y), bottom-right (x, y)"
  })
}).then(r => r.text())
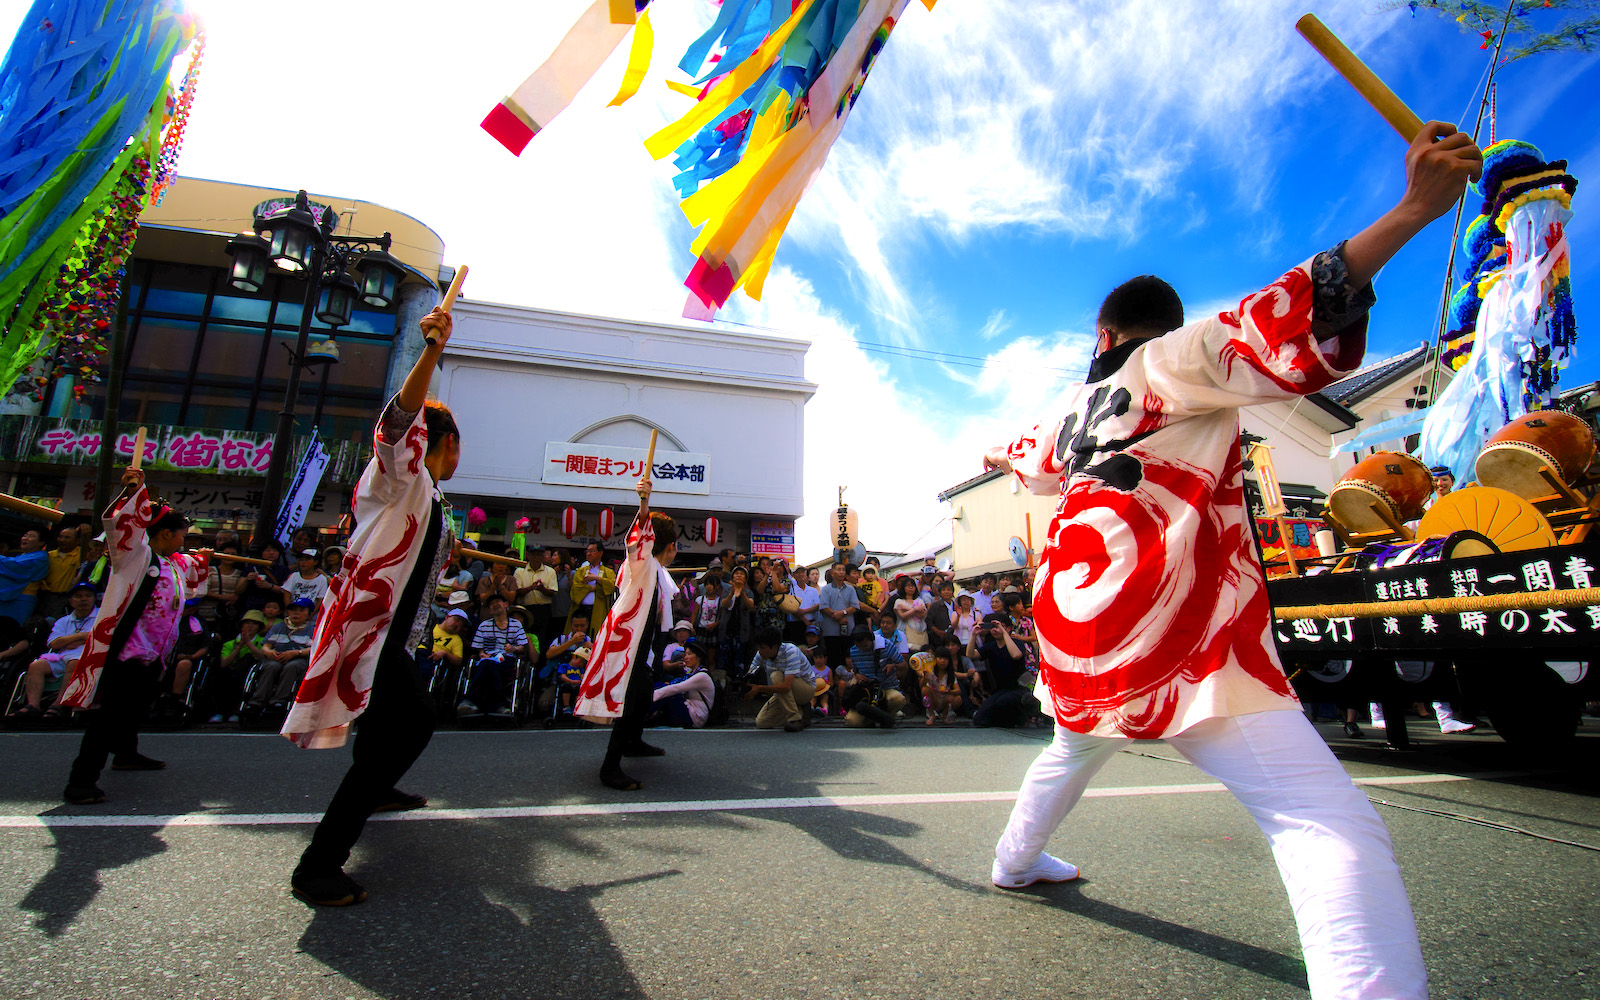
top-left (226, 188), bottom-right (408, 549)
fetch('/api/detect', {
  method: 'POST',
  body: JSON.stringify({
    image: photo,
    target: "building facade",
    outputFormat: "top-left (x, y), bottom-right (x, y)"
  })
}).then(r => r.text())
top-left (435, 300), bottom-right (815, 564)
top-left (0, 176), bottom-right (447, 533)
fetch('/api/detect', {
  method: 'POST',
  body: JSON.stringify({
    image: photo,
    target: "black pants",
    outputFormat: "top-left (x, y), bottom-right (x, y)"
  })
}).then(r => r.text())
top-left (68, 657), bottom-right (161, 787)
top-left (602, 659), bottom-right (655, 771)
top-left (298, 647), bottom-right (436, 874)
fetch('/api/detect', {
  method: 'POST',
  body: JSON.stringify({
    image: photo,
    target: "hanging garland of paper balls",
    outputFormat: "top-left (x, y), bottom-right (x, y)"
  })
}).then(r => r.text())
top-left (151, 30), bottom-right (205, 206)
top-left (26, 154), bottom-right (152, 401)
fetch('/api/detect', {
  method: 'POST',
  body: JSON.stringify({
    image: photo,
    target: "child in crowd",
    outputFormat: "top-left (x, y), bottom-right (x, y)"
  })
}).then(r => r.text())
top-left (922, 645), bottom-right (962, 725)
top-left (206, 610), bottom-right (266, 723)
top-left (808, 645), bottom-right (833, 717)
top-left (419, 608), bottom-right (468, 685)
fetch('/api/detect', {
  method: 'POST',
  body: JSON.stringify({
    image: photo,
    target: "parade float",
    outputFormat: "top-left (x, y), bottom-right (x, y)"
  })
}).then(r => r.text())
top-left (1264, 10), bottom-right (1596, 749)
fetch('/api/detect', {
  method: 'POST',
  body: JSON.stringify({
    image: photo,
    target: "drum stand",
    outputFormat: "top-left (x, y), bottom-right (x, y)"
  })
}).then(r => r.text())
top-left (1524, 465), bottom-right (1600, 543)
top-left (1320, 496), bottom-right (1415, 572)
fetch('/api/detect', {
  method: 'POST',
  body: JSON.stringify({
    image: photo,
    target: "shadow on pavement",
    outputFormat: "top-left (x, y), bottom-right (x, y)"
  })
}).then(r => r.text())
top-left (1016, 880), bottom-right (1311, 991)
top-left (295, 822), bottom-right (676, 1000)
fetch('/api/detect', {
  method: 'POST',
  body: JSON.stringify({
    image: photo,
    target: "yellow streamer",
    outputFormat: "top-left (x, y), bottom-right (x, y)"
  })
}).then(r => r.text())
top-left (665, 79), bottom-right (702, 98)
top-left (609, 0), bottom-right (636, 25)
top-left (607, 9), bottom-right (654, 107)
top-left (643, 0), bottom-right (816, 160)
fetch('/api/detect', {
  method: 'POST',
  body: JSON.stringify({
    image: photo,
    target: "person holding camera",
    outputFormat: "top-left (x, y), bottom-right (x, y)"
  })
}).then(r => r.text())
top-left (841, 629), bottom-right (900, 728)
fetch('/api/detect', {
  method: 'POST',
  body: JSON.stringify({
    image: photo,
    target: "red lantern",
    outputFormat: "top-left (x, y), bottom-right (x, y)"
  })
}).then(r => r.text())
top-left (561, 506), bottom-right (578, 539)
top-left (704, 516), bottom-right (719, 547)
top-left (598, 507), bottom-right (614, 539)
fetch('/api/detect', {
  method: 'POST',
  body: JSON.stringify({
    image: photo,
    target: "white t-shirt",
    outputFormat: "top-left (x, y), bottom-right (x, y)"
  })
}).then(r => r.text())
top-left (285, 571), bottom-right (329, 607)
top-left (972, 590), bottom-right (995, 618)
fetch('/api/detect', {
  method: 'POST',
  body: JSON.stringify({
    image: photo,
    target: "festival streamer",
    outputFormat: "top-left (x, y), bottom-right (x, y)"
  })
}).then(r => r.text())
top-left (1420, 138), bottom-right (1580, 483)
top-left (482, 0), bottom-right (937, 318)
top-left (1381, 0), bottom-right (1600, 62)
top-left (0, 1), bottom-right (203, 399)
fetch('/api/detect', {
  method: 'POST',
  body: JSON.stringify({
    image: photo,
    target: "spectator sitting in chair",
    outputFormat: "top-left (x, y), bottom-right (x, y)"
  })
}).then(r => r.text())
top-left (8, 582), bottom-right (98, 721)
top-left (419, 608), bottom-right (468, 684)
top-left (206, 610), bottom-right (267, 723)
top-left (158, 597), bottom-right (213, 722)
top-left (245, 597), bottom-right (316, 714)
top-left (459, 593), bottom-right (527, 718)
top-left (744, 625), bottom-right (815, 732)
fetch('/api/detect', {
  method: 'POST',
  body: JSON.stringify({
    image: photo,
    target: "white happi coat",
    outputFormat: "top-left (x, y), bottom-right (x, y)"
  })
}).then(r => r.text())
top-left (283, 397), bottom-right (450, 748)
top-left (575, 514), bottom-right (676, 719)
top-left (1007, 258), bottom-right (1366, 739)
top-left (56, 485), bottom-right (208, 710)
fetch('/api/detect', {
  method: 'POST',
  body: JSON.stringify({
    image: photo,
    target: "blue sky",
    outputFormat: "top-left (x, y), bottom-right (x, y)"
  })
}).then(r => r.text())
top-left (3, 1), bottom-right (1596, 560)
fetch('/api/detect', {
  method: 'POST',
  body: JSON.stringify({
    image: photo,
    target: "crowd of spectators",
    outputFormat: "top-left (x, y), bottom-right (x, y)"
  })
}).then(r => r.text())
top-left (0, 515), bottom-right (1052, 733)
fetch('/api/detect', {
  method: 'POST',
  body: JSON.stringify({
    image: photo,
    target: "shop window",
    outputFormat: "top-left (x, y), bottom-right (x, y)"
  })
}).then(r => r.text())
top-left (196, 322), bottom-right (270, 384)
top-left (127, 318), bottom-right (199, 378)
top-left (118, 379), bottom-right (184, 425)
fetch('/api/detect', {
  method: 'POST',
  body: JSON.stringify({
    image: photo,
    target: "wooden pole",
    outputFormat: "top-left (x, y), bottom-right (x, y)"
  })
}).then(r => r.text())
top-left (206, 551), bottom-right (274, 568)
top-left (459, 547), bottom-right (528, 569)
top-left (0, 492), bottom-right (65, 523)
top-left (1274, 585), bottom-right (1600, 622)
top-left (130, 425), bottom-right (147, 471)
top-left (1295, 13), bottom-right (1425, 142)
top-left (645, 428), bottom-right (659, 478)
top-left (425, 265), bottom-right (470, 346)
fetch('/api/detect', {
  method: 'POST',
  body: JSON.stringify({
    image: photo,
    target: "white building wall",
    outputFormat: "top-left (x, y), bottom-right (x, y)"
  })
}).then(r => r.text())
top-left (437, 300), bottom-right (815, 519)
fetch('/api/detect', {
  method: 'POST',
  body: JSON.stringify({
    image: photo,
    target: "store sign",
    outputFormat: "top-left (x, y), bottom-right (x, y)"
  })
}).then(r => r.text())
top-left (10, 418), bottom-right (363, 481)
top-left (751, 518), bottom-right (795, 559)
top-left (62, 474), bottom-right (342, 526)
top-left (543, 442), bottom-right (711, 495)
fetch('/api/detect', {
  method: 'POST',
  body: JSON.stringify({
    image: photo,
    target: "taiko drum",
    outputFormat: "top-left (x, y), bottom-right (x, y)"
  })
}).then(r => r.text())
top-left (1328, 451), bottom-right (1432, 534)
top-left (1475, 409), bottom-right (1596, 500)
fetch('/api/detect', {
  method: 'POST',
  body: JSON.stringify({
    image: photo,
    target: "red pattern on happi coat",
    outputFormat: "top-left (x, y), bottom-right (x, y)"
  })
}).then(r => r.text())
top-left (1033, 446), bottom-right (1291, 739)
top-left (294, 515), bottom-right (421, 711)
top-left (575, 517), bottom-right (658, 717)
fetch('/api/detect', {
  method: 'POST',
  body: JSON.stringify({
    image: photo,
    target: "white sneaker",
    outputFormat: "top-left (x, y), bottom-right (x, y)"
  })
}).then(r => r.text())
top-left (457, 701), bottom-right (481, 718)
top-left (208, 714), bottom-right (225, 724)
top-left (992, 853), bottom-right (1080, 889)
top-left (1439, 718), bottom-right (1477, 734)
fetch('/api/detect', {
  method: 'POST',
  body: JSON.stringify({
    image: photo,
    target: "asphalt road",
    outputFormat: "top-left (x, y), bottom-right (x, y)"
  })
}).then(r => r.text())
top-left (1, 718), bottom-right (1597, 1000)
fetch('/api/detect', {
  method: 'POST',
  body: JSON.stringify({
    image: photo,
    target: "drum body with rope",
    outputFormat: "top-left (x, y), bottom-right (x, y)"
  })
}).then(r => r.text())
top-left (1328, 451), bottom-right (1432, 533)
top-left (1352, 530), bottom-right (1498, 571)
top-left (1475, 409), bottom-right (1596, 501)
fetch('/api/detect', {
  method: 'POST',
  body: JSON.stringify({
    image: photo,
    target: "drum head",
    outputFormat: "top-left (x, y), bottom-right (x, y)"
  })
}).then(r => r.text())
top-left (1329, 482), bottom-right (1393, 534)
top-left (1476, 442), bottom-right (1562, 500)
top-left (1416, 487), bottom-right (1557, 552)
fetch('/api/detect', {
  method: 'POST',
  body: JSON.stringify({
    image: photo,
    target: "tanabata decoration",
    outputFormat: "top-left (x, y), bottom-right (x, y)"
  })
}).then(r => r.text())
top-left (482, 0), bottom-right (938, 319)
top-left (0, 1), bottom-right (204, 400)
top-left (511, 515), bottom-right (532, 561)
top-left (1421, 138), bottom-right (1579, 484)
top-left (466, 506), bottom-right (488, 529)
top-left (1382, 1), bottom-right (1600, 61)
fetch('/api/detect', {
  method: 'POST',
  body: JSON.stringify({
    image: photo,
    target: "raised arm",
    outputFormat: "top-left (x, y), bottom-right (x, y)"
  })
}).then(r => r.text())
top-left (398, 307), bottom-right (452, 414)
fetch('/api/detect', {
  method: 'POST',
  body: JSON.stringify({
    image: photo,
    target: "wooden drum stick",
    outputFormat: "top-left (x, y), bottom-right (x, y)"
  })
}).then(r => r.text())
top-left (131, 425), bottom-right (148, 471)
top-left (645, 428), bottom-right (659, 479)
top-left (208, 551), bottom-right (275, 568)
top-left (1296, 13), bottom-right (1425, 142)
top-left (0, 492), bottom-right (65, 523)
top-left (425, 265), bottom-right (470, 347)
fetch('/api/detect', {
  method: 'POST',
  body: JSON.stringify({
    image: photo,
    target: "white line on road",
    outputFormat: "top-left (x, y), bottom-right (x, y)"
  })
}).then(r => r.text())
top-left (0, 771), bottom-right (1516, 830)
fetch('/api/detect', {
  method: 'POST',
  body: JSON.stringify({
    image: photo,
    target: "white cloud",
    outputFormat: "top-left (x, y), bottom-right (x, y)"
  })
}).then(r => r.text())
top-left (778, 0), bottom-right (1397, 340)
top-left (978, 308), bottom-right (1012, 341)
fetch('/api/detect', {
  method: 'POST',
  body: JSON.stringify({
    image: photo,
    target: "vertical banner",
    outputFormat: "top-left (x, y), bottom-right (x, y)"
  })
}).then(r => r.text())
top-left (275, 432), bottom-right (330, 546)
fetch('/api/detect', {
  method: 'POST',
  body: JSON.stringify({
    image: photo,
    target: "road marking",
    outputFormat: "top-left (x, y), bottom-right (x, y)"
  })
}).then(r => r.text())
top-left (0, 771), bottom-right (1515, 830)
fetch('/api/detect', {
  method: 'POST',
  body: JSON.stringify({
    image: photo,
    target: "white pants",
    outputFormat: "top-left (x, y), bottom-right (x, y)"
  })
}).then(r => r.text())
top-left (996, 710), bottom-right (1426, 1000)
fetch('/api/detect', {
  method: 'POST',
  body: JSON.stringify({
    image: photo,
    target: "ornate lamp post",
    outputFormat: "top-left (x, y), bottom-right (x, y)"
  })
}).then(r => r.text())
top-left (227, 189), bottom-right (405, 549)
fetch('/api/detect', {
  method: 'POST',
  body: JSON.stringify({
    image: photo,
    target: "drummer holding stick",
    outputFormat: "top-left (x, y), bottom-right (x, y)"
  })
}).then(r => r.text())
top-left (978, 48), bottom-right (1481, 998)
top-left (283, 275), bottom-right (467, 907)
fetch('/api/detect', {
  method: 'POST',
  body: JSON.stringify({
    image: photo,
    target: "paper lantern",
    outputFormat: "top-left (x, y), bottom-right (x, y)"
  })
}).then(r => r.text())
top-left (598, 507), bottom-right (614, 539)
top-left (561, 506), bottom-right (578, 539)
top-left (704, 516), bottom-right (719, 547)
top-left (832, 505), bottom-right (859, 551)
